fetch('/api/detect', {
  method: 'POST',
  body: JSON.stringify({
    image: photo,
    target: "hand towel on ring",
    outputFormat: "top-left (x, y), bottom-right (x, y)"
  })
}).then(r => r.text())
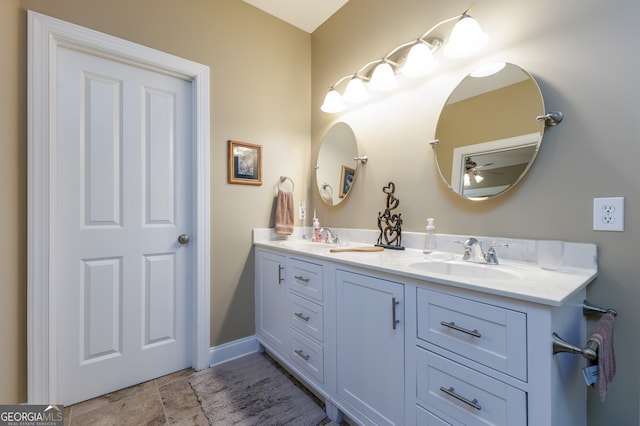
top-left (275, 190), bottom-right (294, 235)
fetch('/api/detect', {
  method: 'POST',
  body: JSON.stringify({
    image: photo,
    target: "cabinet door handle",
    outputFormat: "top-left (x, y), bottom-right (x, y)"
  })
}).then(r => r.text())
top-left (294, 349), bottom-right (310, 361)
top-left (440, 386), bottom-right (482, 410)
top-left (294, 275), bottom-right (310, 283)
top-left (295, 312), bottom-right (310, 322)
top-left (440, 321), bottom-right (481, 338)
top-left (392, 297), bottom-right (400, 330)
top-left (278, 265), bottom-right (284, 284)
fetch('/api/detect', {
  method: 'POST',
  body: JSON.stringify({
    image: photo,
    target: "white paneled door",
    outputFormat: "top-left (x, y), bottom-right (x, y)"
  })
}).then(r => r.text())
top-left (55, 46), bottom-right (193, 405)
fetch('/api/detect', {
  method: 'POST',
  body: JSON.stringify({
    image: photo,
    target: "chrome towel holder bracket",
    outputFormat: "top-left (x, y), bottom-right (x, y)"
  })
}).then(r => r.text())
top-left (277, 176), bottom-right (294, 192)
top-left (552, 300), bottom-right (617, 361)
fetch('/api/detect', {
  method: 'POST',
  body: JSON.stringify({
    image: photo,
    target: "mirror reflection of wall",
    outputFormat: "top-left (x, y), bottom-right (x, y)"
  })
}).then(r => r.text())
top-left (434, 63), bottom-right (546, 200)
top-left (316, 122), bottom-right (359, 205)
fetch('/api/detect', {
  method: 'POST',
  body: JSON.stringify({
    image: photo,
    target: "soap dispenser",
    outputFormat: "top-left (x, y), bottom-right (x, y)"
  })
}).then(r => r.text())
top-left (423, 218), bottom-right (436, 254)
top-left (312, 210), bottom-right (321, 242)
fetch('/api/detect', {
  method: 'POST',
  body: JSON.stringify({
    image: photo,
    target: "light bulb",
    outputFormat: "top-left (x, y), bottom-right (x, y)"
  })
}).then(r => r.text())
top-left (368, 61), bottom-right (398, 91)
top-left (402, 42), bottom-right (438, 77)
top-left (343, 76), bottom-right (369, 103)
top-left (320, 89), bottom-right (345, 113)
top-left (443, 15), bottom-right (489, 59)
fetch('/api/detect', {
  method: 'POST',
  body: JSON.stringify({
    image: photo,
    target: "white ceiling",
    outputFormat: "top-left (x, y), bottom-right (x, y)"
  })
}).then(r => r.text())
top-left (242, 0), bottom-right (349, 33)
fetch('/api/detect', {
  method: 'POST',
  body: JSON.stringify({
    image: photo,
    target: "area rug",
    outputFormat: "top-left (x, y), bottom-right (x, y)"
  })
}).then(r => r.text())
top-left (189, 352), bottom-right (329, 425)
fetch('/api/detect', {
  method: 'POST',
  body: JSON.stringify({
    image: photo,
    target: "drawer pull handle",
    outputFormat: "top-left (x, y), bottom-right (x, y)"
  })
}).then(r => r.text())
top-left (295, 312), bottom-right (310, 322)
top-left (294, 349), bottom-right (310, 361)
top-left (440, 321), bottom-right (481, 338)
top-left (294, 275), bottom-right (310, 283)
top-left (440, 386), bottom-right (482, 411)
top-left (278, 265), bottom-right (284, 284)
top-left (392, 297), bottom-right (400, 330)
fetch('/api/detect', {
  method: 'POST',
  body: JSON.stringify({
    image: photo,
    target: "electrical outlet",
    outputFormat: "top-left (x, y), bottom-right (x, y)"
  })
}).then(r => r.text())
top-left (593, 197), bottom-right (624, 231)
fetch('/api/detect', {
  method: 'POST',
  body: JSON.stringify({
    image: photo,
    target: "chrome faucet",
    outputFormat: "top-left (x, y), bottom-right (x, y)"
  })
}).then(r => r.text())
top-left (319, 227), bottom-right (340, 244)
top-left (459, 238), bottom-right (508, 265)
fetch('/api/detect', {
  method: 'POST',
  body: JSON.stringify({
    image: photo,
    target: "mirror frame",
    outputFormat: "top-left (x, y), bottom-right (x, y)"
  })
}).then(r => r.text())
top-left (433, 63), bottom-right (546, 200)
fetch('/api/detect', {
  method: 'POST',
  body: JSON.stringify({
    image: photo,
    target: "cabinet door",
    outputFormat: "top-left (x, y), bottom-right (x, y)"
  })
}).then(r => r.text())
top-left (336, 270), bottom-right (404, 426)
top-left (255, 250), bottom-right (287, 353)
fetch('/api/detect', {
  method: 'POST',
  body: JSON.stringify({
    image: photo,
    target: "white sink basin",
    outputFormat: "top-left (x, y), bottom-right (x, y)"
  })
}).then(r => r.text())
top-left (408, 260), bottom-right (521, 281)
top-left (278, 240), bottom-right (337, 249)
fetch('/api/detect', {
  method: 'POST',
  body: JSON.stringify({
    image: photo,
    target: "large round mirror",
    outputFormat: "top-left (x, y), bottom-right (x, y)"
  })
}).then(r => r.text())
top-left (316, 122), bottom-right (359, 205)
top-left (433, 63), bottom-right (546, 200)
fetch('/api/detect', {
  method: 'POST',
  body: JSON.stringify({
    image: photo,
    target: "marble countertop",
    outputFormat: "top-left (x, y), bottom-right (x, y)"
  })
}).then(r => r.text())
top-left (253, 228), bottom-right (598, 307)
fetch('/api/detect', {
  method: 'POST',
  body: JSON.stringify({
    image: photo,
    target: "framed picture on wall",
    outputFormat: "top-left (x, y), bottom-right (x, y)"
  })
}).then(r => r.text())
top-left (228, 140), bottom-right (262, 185)
top-left (339, 165), bottom-right (355, 198)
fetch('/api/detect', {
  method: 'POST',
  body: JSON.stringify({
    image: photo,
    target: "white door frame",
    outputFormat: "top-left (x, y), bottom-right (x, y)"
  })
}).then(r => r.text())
top-left (27, 11), bottom-right (211, 404)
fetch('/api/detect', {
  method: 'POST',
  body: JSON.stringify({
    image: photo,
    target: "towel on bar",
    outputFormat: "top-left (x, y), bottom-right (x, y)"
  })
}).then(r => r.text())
top-left (274, 190), bottom-right (294, 235)
top-left (589, 313), bottom-right (616, 401)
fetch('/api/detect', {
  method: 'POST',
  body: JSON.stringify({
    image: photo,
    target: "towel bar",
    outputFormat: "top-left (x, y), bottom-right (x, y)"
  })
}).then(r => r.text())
top-left (552, 332), bottom-right (598, 360)
top-left (583, 300), bottom-right (617, 317)
top-left (552, 301), bottom-right (617, 360)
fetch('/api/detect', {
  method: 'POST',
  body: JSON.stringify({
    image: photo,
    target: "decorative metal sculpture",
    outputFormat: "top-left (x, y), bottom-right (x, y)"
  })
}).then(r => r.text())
top-left (376, 182), bottom-right (405, 250)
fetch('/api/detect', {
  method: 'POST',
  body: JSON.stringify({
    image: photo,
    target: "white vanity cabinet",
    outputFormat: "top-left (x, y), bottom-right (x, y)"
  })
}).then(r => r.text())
top-left (287, 257), bottom-right (326, 384)
top-left (335, 269), bottom-right (405, 426)
top-left (255, 249), bottom-right (330, 392)
top-left (407, 285), bottom-right (587, 426)
top-left (254, 238), bottom-right (594, 426)
top-left (413, 288), bottom-right (528, 425)
top-left (255, 250), bottom-right (288, 357)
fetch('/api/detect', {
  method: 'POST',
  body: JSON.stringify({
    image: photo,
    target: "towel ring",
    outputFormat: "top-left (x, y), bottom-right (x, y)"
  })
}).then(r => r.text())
top-left (322, 182), bottom-right (333, 196)
top-left (278, 176), bottom-right (294, 192)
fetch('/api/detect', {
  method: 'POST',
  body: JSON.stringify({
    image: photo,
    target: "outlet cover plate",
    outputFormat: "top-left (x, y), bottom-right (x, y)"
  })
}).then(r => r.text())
top-left (593, 197), bottom-right (624, 231)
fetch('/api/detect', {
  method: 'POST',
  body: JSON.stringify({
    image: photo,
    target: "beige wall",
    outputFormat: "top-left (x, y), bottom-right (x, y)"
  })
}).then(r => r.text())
top-left (1, 0), bottom-right (310, 403)
top-left (311, 0), bottom-right (639, 424)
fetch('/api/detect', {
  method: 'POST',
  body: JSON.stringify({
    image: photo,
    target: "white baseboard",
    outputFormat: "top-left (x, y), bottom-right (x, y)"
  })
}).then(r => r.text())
top-left (208, 335), bottom-right (260, 368)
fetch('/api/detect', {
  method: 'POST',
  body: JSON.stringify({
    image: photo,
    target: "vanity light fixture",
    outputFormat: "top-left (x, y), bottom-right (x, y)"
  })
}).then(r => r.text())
top-left (343, 75), bottom-right (370, 103)
top-left (368, 60), bottom-right (399, 91)
top-left (321, 4), bottom-right (489, 113)
top-left (401, 40), bottom-right (439, 77)
top-left (320, 87), bottom-right (346, 113)
top-left (442, 12), bottom-right (489, 59)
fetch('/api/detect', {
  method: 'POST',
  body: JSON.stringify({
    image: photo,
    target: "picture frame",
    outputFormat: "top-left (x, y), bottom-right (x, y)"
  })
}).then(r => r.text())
top-left (228, 140), bottom-right (262, 185)
top-left (339, 165), bottom-right (355, 198)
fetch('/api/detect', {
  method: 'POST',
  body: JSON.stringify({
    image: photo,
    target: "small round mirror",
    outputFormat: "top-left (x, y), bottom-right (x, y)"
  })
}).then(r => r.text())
top-left (316, 122), bottom-right (359, 205)
top-left (433, 63), bottom-right (546, 200)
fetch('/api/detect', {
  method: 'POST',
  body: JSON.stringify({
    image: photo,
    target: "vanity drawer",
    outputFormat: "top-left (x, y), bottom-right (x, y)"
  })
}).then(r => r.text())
top-left (417, 348), bottom-right (526, 426)
top-left (288, 258), bottom-right (324, 302)
top-left (290, 328), bottom-right (324, 383)
top-left (416, 404), bottom-right (453, 426)
top-left (417, 289), bottom-right (527, 381)
top-left (289, 292), bottom-right (324, 342)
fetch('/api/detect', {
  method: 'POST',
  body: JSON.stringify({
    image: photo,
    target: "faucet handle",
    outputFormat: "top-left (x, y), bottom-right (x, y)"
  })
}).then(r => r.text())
top-left (454, 238), bottom-right (481, 247)
top-left (488, 242), bottom-right (508, 250)
top-left (485, 242), bottom-right (508, 264)
top-left (455, 238), bottom-right (480, 260)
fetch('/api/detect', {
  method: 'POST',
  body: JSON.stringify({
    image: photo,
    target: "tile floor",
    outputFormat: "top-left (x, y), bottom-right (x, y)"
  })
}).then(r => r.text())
top-left (64, 369), bottom-right (208, 425)
top-left (63, 359), bottom-right (345, 425)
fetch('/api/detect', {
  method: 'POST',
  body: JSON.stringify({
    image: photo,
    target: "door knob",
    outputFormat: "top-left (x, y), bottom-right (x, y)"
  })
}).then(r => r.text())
top-left (178, 234), bottom-right (190, 245)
